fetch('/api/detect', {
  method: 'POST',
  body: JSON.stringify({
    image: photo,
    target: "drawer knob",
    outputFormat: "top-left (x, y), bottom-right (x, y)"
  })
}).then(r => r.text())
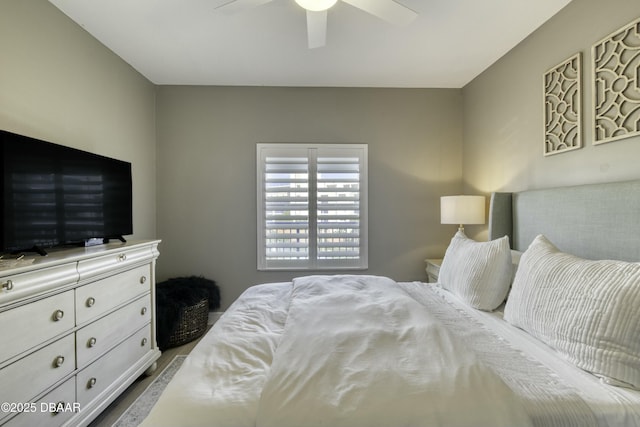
top-left (88, 337), bottom-right (97, 348)
top-left (141, 337), bottom-right (148, 347)
top-left (87, 377), bottom-right (97, 388)
top-left (1, 280), bottom-right (13, 291)
top-left (118, 253), bottom-right (127, 262)
top-left (53, 355), bottom-right (65, 368)
top-left (141, 307), bottom-right (147, 315)
top-left (140, 276), bottom-right (147, 284)
top-left (52, 309), bottom-right (64, 321)
top-left (86, 297), bottom-right (96, 307)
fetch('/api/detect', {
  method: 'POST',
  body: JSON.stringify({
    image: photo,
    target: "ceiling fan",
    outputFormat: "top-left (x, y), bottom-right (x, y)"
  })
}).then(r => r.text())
top-left (214, 0), bottom-right (418, 49)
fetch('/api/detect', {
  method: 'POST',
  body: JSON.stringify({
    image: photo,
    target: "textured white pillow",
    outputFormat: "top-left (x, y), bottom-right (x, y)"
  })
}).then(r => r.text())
top-left (438, 231), bottom-right (512, 311)
top-left (504, 234), bottom-right (640, 389)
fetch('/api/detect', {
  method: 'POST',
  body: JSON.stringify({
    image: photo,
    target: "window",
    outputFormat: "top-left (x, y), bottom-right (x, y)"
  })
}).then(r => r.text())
top-left (257, 143), bottom-right (368, 270)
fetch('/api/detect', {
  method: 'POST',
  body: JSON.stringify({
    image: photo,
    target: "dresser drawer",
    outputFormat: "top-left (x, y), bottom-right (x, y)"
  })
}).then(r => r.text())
top-left (76, 294), bottom-right (152, 368)
top-left (0, 263), bottom-right (78, 306)
top-left (77, 245), bottom-right (154, 283)
top-left (0, 334), bottom-right (75, 406)
top-left (75, 264), bottom-right (151, 325)
top-left (3, 377), bottom-right (76, 427)
top-left (76, 325), bottom-right (151, 406)
top-left (0, 291), bottom-right (74, 365)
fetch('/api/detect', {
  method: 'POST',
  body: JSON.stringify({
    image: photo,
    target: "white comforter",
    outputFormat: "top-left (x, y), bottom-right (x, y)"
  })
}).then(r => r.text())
top-left (141, 275), bottom-right (531, 427)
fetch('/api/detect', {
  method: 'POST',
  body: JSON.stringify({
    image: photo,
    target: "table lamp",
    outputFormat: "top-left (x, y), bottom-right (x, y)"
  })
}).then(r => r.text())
top-left (440, 195), bottom-right (486, 233)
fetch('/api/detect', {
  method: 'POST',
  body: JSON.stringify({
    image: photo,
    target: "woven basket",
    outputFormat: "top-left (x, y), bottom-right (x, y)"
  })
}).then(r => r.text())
top-left (167, 297), bottom-right (209, 348)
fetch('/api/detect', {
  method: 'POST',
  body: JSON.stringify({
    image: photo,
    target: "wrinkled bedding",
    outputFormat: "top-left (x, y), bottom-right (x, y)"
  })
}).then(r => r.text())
top-left (257, 275), bottom-right (530, 427)
top-left (140, 275), bottom-right (640, 427)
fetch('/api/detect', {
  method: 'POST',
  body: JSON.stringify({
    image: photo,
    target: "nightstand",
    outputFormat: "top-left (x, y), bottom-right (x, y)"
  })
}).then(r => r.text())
top-left (425, 258), bottom-right (443, 283)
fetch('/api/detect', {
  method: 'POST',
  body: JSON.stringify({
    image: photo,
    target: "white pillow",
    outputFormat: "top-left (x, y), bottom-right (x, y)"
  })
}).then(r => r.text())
top-left (504, 234), bottom-right (640, 389)
top-left (438, 231), bottom-right (512, 311)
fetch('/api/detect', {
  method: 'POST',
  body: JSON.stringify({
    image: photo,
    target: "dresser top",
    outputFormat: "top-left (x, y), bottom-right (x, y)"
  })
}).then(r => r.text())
top-left (0, 240), bottom-right (161, 276)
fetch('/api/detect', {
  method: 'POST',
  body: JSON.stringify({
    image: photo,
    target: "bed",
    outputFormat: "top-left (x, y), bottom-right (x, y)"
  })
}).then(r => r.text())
top-left (141, 179), bottom-right (640, 427)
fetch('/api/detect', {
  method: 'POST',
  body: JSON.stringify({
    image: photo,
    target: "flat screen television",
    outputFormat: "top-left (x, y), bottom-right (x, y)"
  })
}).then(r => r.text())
top-left (0, 129), bottom-right (133, 255)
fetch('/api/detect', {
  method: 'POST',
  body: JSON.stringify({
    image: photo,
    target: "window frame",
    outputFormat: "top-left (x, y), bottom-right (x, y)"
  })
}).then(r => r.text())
top-left (256, 143), bottom-right (368, 271)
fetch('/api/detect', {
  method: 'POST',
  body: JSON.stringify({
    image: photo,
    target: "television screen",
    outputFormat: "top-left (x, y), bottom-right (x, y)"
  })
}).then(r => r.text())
top-left (0, 130), bottom-right (133, 254)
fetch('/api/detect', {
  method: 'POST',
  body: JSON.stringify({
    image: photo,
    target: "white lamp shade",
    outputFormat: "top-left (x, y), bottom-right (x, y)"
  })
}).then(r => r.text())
top-left (440, 195), bottom-right (486, 226)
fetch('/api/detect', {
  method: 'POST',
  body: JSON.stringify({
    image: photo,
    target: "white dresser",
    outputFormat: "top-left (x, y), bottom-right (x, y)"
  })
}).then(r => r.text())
top-left (0, 240), bottom-right (161, 427)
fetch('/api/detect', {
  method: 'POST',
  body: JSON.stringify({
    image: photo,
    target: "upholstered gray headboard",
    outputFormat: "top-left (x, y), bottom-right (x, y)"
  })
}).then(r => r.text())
top-left (489, 180), bottom-right (640, 262)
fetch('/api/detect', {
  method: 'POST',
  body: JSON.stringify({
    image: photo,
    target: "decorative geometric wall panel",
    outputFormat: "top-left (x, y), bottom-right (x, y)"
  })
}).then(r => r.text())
top-left (592, 17), bottom-right (640, 145)
top-left (543, 53), bottom-right (582, 156)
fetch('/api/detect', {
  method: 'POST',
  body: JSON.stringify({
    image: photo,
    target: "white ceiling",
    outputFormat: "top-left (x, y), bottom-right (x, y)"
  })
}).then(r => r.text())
top-left (48, 0), bottom-right (572, 88)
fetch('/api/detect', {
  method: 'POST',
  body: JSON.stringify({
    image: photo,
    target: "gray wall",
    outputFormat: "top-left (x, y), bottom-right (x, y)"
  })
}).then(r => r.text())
top-left (462, 0), bottom-right (640, 205)
top-left (156, 86), bottom-right (463, 308)
top-left (11, 0), bottom-right (630, 310)
top-left (0, 0), bottom-right (157, 241)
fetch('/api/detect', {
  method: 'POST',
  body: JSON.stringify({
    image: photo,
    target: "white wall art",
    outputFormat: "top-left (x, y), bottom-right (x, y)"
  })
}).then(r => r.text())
top-left (543, 53), bottom-right (582, 156)
top-left (592, 17), bottom-right (640, 145)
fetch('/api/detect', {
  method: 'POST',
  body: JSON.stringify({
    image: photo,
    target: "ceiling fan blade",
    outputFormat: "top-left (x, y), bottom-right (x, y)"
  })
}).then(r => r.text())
top-left (341, 0), bottom-right (417, 25)
top-left (306, 10), bottom-right (328, 49)
top-left (214, 0), bottom-right (274, 13)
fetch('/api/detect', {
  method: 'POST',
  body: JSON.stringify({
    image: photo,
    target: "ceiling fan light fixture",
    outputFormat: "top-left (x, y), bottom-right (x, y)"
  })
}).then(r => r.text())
top-left (295, 0), bottom-right (338, 12)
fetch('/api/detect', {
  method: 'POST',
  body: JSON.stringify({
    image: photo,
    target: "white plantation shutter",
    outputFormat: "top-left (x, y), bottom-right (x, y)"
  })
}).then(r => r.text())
top-left (316, 152), bottom-right (362, 264)
top-left (257, 144), bottom-right (368, 270)
top-left (263, 151), bottom-right (310, 265)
